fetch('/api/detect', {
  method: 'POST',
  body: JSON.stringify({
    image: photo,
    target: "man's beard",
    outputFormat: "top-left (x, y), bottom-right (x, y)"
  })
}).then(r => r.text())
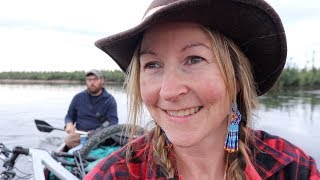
top-left (88, 86), bottom-right (102, 95)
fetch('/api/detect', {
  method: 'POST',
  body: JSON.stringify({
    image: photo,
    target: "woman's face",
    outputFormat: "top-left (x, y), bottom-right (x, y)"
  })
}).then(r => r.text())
top-left (139, 22), bottom-right (230, 148)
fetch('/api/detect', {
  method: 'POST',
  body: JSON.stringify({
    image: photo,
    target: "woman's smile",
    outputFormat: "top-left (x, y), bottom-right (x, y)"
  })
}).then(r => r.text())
top-left (164, 106), bottom-right (203, 117)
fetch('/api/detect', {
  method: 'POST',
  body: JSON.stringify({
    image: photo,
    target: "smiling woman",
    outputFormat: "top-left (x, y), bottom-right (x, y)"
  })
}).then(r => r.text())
top-left (84, 0), bottom-right (320, 179)
top-left (139, 23), bottom-right (232, 153)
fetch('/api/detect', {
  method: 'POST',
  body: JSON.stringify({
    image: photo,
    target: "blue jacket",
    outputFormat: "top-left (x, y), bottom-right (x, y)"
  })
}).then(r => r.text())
top-left (65, 88), bottom-right (118, 131)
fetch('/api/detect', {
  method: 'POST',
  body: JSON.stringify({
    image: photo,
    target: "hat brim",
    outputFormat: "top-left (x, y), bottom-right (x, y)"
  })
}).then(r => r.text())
top-left (95, 0), bottom-right (286, 95)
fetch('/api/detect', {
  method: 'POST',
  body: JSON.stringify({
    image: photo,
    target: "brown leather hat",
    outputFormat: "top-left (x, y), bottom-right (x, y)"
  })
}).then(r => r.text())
top-left (95, 0), bottom-right (287, 95)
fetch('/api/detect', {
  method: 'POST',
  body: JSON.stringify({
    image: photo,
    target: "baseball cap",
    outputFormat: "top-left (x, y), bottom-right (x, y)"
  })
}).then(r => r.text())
top-left (85, 69), bottom-right (103, 79)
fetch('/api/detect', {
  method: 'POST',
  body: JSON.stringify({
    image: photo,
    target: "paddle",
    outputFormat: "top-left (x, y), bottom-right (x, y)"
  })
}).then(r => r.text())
top-left (34, 119), bottom-right (88, 135)
top-left (34, 119), bottom-right (64, 133)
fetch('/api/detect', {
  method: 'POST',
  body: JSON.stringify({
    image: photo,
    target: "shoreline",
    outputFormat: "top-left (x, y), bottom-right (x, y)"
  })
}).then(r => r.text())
top-left (0, 79), bottom-right (121, 85)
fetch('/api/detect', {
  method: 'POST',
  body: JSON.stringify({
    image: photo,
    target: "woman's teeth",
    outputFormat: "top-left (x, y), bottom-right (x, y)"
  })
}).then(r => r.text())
top-left (166, 106), bottom-right (201, 117)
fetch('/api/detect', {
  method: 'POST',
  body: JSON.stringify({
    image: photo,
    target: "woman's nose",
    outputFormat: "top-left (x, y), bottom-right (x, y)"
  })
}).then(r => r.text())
top-left (159, 69), bottom-right (188, 102)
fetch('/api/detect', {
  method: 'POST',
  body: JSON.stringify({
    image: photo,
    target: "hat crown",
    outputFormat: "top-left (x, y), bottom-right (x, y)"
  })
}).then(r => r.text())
top-left (85, 69), bottom-right (103, 78)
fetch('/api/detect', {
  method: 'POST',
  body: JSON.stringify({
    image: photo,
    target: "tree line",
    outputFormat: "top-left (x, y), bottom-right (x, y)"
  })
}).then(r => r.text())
top-left (0, 68), bottom-right (319, 89)
top-left (0, 70), bottom-right (125, 84)
top-left (275, 67), bottom-right (320, 89)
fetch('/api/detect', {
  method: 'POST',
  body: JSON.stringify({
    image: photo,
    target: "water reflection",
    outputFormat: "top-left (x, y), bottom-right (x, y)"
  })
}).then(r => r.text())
top-left (260, 90), bottom-right (320, 123)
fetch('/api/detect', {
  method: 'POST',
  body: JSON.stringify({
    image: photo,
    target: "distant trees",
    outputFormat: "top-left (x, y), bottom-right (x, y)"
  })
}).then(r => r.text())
top-left (276, 67), bottom-right (320, 89)
top-left (0, 70), bottom-right (125, 84)
top-left (102, 70), bottom-right (125, 83)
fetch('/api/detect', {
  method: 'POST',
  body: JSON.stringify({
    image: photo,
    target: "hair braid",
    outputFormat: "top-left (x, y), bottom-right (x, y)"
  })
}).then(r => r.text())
top-left (153, 125), bottom-right (176, 178)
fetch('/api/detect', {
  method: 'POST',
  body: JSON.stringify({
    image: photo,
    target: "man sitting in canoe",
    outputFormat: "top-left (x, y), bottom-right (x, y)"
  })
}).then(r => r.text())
top-left (64, 69), bottom-right (118, 148)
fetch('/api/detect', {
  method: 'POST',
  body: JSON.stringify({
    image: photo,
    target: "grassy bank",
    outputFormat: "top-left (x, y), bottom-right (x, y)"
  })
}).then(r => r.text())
top-left (0, 68), bottom-right (319, 89)
top-left (0, 70), bottom-right (125, 84)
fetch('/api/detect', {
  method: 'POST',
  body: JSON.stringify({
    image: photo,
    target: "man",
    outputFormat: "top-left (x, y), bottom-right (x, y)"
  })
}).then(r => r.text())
top-left (64, 69), bottom-right (118, 148)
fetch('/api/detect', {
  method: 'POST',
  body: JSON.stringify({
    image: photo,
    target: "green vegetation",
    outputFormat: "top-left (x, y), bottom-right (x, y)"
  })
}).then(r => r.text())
top-left (275, 67), bottom-right (320, 89)
top-left (0, 70), bottom-right (125, 84)
top-left (0, 67), bottom-right (319, 89)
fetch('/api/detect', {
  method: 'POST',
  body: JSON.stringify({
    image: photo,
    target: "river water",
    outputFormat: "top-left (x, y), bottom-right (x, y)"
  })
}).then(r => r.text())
top-left (0, 84), bottom-right (319, 173)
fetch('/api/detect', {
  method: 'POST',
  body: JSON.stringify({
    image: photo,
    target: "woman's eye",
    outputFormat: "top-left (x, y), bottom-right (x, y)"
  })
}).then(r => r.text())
top-left (144, 62), bottom-right (161, 69)
top-left (186, 56), bottom-right (204, 65)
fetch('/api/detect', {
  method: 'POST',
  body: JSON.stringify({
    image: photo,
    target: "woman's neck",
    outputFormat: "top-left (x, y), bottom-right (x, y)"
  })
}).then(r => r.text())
top-left (173, 122), bottom-right (227, 179)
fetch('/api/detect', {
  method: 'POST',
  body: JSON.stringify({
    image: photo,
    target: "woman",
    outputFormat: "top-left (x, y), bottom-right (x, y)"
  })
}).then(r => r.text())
top-left (85, 0), bottom-right (320, 179)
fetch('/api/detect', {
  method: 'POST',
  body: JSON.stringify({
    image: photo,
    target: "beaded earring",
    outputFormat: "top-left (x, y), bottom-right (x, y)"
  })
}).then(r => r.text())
top-left (224, 103), bottom-right (242, 153)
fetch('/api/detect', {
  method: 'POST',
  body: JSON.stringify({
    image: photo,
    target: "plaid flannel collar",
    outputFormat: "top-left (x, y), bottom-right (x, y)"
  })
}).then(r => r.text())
top-left (251, 130), bottom-right (294, 179)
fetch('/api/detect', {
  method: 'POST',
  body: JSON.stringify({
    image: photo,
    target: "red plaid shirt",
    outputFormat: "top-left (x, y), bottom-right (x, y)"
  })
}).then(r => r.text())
top-left (85, 130), bottom-right (320, 180)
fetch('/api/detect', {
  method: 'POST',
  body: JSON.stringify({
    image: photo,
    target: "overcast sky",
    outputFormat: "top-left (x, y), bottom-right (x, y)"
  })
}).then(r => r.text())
top-left (0, 0), bottom-right (319, 72)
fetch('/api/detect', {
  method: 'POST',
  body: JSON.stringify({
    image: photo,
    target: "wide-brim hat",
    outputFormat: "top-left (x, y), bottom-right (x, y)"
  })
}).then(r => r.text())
top-left (95, 0), bottom-right (287, 95)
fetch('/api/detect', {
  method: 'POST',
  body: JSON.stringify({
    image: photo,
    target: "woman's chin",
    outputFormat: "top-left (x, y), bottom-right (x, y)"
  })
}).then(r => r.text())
top-left (170, 135), bottom-right (199, 148)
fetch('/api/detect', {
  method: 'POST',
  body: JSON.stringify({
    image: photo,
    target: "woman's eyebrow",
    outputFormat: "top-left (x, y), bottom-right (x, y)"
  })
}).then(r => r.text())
top-left (181, 43), bottom-right (210, 52)
top-left (140, 42), bottom-right (209, 55)
top-left (140, 49), bottom-right (156, 56)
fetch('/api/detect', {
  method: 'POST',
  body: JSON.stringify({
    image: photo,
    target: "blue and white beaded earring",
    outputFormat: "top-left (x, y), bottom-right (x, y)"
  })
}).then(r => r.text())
top-left (224, 103), bottom-right (242, 153)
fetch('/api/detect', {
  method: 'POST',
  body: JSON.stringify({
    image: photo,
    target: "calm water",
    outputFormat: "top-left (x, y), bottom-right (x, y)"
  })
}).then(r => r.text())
top-left (0, 84), bottom-right (319, 170)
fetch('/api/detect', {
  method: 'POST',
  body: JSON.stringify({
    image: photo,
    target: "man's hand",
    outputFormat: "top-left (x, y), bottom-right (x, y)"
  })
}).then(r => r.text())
top-left (65, 122), bottom-right (75, 133)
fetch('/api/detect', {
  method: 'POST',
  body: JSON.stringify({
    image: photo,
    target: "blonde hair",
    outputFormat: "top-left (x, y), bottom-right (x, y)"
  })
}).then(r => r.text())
top-left (205, 28), bottom-right (259, 179)
top-left (124, 26), bottom-right (259, 179)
